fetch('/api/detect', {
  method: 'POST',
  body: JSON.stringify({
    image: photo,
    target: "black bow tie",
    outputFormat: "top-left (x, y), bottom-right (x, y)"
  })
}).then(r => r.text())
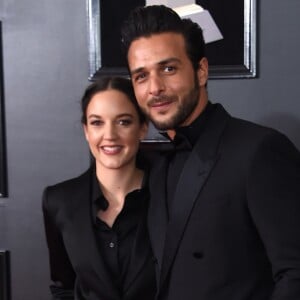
top-left (172, 133), bottom-right (192, 151)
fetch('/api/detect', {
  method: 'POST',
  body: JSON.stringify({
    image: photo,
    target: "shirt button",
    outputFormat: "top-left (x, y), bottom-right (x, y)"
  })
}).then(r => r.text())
top-left (193, 251), bottom-right (204, 259)
top-left (109, 242), bottom-right (115, 248)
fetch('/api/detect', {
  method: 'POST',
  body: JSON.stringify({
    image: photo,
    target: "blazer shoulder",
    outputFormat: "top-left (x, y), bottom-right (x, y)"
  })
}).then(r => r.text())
top-left (226, 115), bottom-right (285, 143)
top-left (42, 167), bottom-right (92, 214)
top-left (213, 103), bottom-right (277, 139)
top-left (222, 115), bottom-right (300, 163)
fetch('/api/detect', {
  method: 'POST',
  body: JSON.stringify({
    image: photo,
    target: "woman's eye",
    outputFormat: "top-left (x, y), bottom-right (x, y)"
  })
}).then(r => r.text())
top-left (90, 120), bottom-right (103, 126)
top-left (118, 119), bottom-right (132, 126)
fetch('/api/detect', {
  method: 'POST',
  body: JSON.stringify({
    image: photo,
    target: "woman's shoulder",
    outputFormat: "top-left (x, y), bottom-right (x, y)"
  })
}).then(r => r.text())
top-left (47, 167), bottom-right (91, 191)
top-left (42, 167), bottom-right (93, 210)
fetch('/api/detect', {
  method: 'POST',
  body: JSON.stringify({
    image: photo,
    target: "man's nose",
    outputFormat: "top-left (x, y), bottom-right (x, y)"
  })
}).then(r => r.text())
top-left (149, 74), bottom-right (165, 96)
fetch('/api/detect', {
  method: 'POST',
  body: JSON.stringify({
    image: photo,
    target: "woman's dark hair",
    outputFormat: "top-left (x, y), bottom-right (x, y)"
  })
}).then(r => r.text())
top-left (81, 76), bottom-right (146, 125)
top-left (121, 5), bottom-right (205, 71)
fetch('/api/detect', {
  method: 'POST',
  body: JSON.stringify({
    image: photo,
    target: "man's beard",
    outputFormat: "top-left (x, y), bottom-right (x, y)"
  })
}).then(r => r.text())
top-left (148, 79), bottom-right (200, 131)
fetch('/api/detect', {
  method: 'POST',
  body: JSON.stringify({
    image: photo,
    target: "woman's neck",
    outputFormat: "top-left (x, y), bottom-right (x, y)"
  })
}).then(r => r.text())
top-left (95, 163), bottom-right (144, 228)
top-left (96, 163), bottom-right (144, 204)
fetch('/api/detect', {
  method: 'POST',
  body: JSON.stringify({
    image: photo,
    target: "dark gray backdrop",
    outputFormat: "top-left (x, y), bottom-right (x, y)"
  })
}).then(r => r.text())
top-left (0, 0), bottom-right (299, 299)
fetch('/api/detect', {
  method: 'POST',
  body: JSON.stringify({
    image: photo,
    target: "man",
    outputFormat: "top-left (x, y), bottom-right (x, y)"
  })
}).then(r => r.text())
top-left (121, 5), bottom-right (300, 300)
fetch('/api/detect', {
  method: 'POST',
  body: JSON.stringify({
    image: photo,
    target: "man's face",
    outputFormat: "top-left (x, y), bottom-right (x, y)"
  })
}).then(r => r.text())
top-left (127, 32), bottom-right (208, 130)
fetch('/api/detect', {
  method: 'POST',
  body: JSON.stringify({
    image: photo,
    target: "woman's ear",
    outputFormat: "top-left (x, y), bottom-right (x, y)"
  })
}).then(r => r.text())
top-left (197, 57), bottom-right (209, 87)
top-left (139, 122), bottom-right (149, 141)
top-left (83, 124), bottom-right (89, 142)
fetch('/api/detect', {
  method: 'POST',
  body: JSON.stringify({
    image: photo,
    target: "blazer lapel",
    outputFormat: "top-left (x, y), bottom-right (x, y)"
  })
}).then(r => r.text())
top-left (67, 171), bottom-right (120, 298)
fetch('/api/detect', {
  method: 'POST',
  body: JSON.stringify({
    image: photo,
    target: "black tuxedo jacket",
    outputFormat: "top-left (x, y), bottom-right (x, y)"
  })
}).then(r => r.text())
top-left (148, 104), bottom-right (300, 300)
top-left (43, 168), bottom-right (156, 300)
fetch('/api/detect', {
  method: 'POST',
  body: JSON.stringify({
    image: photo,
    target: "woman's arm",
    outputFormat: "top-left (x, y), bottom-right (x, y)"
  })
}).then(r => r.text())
top-left (42, 187), bottom-right (76, 300)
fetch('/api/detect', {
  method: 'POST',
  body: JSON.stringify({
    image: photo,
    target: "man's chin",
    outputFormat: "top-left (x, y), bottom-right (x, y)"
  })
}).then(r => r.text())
top-left (151, 119), bottom-right (174, 131)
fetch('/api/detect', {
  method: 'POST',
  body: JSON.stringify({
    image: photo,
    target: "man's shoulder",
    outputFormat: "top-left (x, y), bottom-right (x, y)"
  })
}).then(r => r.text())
top-left (208, 103), bottom-right (299, 158)
top-left (228, 114), bottom-right (282, 141)
top-left (213, 103), bottom-right (281, 138)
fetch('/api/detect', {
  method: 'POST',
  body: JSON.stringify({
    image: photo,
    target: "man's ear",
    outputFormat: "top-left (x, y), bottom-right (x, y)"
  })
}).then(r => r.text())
top-left (197, 57), bottom-right (209, 87)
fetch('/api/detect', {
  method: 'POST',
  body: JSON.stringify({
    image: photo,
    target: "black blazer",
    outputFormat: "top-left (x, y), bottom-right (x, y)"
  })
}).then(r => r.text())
top-left (43, 168), bottom-right (156, 300)
top-left (148, 104), bottom-right (300, 300)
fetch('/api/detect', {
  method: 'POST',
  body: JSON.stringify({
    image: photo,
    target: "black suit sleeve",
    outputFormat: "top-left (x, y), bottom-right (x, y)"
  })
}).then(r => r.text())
top-left (42, 187), bottom-right (76, 300)
top-left (247, 132), bottom-right (300, 298)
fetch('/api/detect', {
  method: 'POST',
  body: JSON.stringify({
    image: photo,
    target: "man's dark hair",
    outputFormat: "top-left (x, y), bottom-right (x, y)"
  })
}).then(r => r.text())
top-left (121, 5), bottom-right (206, 71)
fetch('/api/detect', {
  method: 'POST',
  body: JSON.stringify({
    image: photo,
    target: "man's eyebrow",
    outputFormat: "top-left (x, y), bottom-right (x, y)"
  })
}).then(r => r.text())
top-left (130, 66), bottom-right (145, 76)
top-left (158, 57), bottom-right (181, 66)
top-left (130, 57), bottom-right (181, 75)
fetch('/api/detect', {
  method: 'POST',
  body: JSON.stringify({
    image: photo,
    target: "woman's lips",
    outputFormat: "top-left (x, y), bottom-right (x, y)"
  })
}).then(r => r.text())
top-left (100, 145), bottom-right (123, 154)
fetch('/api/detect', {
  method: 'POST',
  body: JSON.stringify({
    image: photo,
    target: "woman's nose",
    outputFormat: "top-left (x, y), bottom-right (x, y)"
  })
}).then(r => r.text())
top-left (103, 123), bottom-right (117, 139)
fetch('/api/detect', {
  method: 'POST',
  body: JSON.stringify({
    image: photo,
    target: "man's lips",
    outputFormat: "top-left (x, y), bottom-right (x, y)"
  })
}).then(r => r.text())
top-left (148, 97), bottom-right (175, 111)
top-left (150, 101), bottom-right (173, 108)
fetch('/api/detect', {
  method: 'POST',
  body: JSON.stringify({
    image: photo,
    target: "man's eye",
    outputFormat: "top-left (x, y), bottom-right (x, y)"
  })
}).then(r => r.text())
top-left (164, 66), bottom-right (175, 73)
top-left (134, 73), bottom-right (146, 82)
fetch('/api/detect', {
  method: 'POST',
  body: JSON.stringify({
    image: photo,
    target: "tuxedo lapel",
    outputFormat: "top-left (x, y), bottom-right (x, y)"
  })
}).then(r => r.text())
top-left (159, 151), bottom-right (217, 287)
top-left (147, 155), bottom-right (169, 272)
top-left (159, 104), bottom-right (229, 288)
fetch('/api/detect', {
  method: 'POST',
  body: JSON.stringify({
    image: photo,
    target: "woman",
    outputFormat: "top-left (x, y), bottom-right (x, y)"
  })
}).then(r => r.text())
top-left (42, 77), bottom-right (156, 299)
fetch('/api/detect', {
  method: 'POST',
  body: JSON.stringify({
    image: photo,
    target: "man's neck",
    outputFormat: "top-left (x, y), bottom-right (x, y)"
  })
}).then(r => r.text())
top-left (167, 96), bottom-right (209, 140)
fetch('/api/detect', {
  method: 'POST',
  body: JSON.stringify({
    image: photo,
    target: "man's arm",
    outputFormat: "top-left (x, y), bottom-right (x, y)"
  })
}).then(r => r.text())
top-left (247, 131), bottom-right (300, 298)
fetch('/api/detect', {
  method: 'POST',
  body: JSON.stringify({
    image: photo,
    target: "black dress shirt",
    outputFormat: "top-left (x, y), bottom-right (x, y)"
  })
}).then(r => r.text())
top-left (91, 169), bottom-right (150, 295)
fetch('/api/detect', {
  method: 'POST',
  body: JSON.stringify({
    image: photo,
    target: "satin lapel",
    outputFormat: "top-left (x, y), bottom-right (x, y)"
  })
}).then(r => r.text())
top-left (159, 152), bottom-right (217, 286)
top-left (66, 171), bottom-right (119, 297)
top-left (159, 104), bottom-right (229, 287)
top-left (147, 154), bottom-right (169, 271)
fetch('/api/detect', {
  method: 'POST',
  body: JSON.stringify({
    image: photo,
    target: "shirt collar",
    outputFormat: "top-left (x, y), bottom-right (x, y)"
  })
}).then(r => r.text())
top-left (90, 166), bottom-right (149, 223)
top-left (160, 101), bottom-right (215, 149)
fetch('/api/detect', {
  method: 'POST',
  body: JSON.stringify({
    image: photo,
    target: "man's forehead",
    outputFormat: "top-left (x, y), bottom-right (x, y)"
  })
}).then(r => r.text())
top-left (127, 34), bottom-right (186, 70)
top-left (131, 57), bottom-right (181, 73)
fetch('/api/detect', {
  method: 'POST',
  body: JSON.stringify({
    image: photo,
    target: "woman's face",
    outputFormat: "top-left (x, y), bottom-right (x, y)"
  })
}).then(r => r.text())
top-left (83, 89), bottom-right (147, 171)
